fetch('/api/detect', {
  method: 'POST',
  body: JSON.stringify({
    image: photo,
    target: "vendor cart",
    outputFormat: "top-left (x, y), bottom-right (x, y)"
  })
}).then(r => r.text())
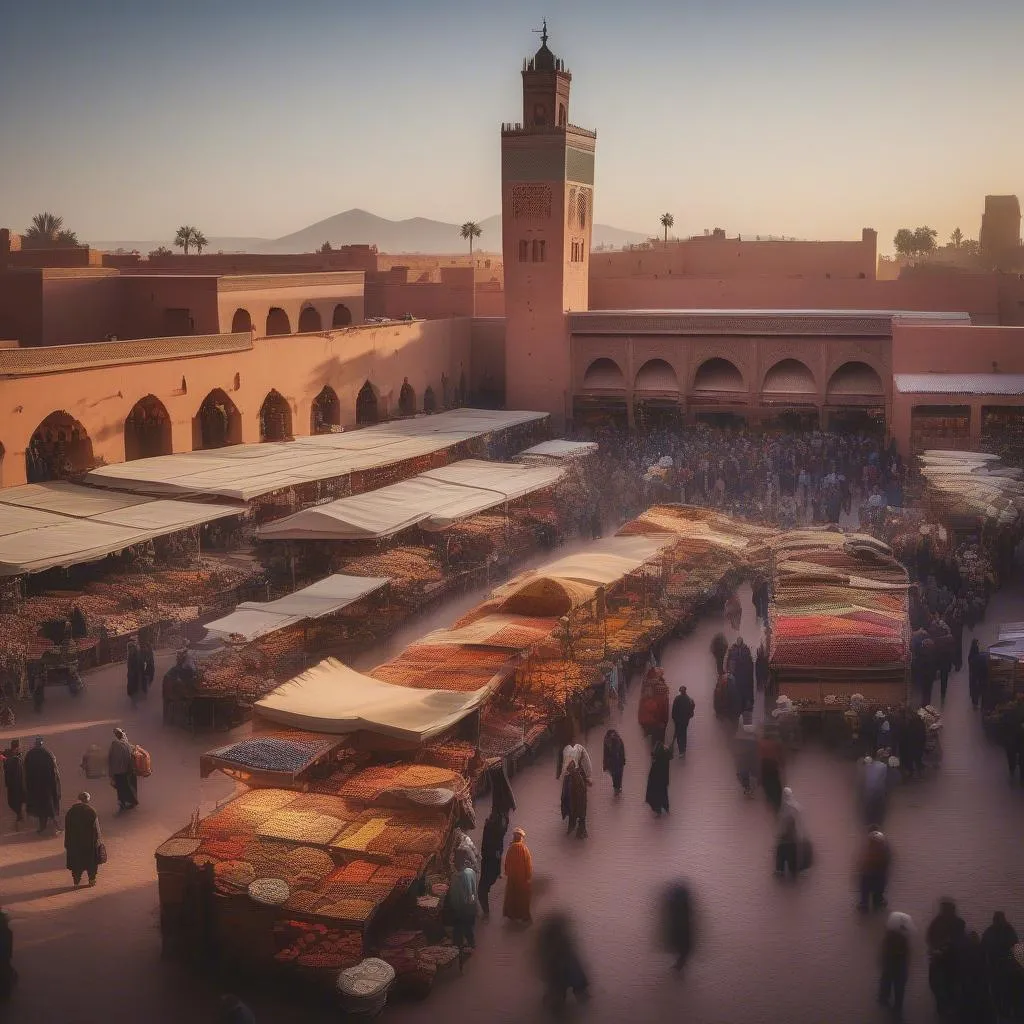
top-left (983, 636), bottom-right (1024, 712)
top-left (28, 644), bottom-right (85, 708)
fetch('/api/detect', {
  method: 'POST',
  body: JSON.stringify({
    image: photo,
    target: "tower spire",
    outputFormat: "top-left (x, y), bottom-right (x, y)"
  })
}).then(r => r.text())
top-left (533, 18), bottom-right (548, 47)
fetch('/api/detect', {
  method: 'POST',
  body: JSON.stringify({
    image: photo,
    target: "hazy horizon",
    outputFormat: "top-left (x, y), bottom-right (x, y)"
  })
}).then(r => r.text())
top-left (2, 0), bottom-right (1022, 254)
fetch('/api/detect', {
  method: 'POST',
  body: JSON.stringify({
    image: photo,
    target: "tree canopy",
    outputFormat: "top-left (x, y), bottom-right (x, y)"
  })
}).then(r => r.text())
top-left (460, 221), bottom-right (482, 255)
top-left (659, 212), bottom-right (674, 243)
top-left (173, 225), bottom-right (207, 255)
top-left (893, 226), bottom-right (938, 258)
top-left (22, 212), bottom-right (80, 249)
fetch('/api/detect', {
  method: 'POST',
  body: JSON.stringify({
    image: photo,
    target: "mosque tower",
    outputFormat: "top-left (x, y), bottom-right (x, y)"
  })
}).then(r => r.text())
top-left (501, 22), bottom-right (596, 425)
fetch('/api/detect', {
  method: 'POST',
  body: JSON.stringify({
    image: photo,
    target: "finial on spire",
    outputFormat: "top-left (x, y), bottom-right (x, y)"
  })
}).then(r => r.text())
top-left (533, 18), bottom-right (548, 47)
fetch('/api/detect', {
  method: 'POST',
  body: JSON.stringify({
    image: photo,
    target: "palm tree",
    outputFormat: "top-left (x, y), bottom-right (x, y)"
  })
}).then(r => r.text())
top-left (174, 225), bottom-right (194, 255)
top-left (23, 212), bottom-right (79, 249)
top-left (660, 212), bottom-right (674, 245)
top-left (193, 229), bottom-right (208, 255)
top-left (950, 227), bottom-right (964, 249)
top-left (460, 221), bottom-right (482, 256)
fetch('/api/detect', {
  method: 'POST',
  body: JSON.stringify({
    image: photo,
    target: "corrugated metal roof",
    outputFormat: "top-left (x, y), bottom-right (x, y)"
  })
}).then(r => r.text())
top-left (894, 374), bottom-right (1024, 396)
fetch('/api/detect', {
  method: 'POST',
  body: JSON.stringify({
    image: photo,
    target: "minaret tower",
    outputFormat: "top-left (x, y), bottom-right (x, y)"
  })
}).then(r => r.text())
top-left (501, 22), bottom-right (596, 425)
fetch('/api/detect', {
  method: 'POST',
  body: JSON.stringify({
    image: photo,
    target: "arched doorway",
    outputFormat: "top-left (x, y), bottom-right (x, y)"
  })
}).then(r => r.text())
top-left (582, 357), bottom-right (626, 390)
top-left (399, 380), bottom-right (416, 416)
top-left (356, 382), bottom-right (379, 425)
top-left (311, 385), bottom-right (340, 434)
top-left (423, 386), bottom-right (437, 413)
top-left (25, 411), bottom-right (94, 482)
top-left (266, 308), bottom-right (291, 336)
top-left (633, 358), bottom-right (681, 430)
top-left (259, 390), bottom-right (293, 442)
top-left (693, 357), bottom-right (745, 393)
top-left (332, 304), bottom-right (353, 328)
top-left (762, 358), bottom-right (816, 395)
top-left (298, 306), bottom-right (322, 333)
top-left (124, 395), bottom-right (172, 461)
top-left (231, 308), bottom-right (252, 333)
top-left (826, 361), bottom-right (885, 433)
top-left (195, 389), bottom-right (242, 450)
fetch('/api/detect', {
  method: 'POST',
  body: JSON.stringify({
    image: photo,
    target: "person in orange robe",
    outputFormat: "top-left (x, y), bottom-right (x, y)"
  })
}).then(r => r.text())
top-left (503, 827), bottom-right (533, 924)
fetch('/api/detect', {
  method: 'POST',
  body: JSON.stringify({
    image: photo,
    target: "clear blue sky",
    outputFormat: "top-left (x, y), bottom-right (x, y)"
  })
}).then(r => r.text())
top-left (1, 0), bottom-right (1021, 251)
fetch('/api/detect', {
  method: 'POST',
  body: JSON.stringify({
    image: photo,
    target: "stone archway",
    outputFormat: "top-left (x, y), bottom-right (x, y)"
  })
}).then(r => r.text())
top-left (194, 389), bottom-right (242, 450)
top-left (231, 308), bottom-right (253, 333)
top-left (259, 389), bottom-right (293, 442)
top-left (827, 361), bottom-right (885, 399)
top-left (762, 358), bottom-right (816, 395)
top-left (266, 307), bottom-right (291, 336)
top-left (298, 306), bottom-right (323, 333)
top-left (582, 357), bottom-right (626, 390)
top-left (26, 411), bottom-right (94, 482)
top-left (356, 381), bottom-right (380, 425)
top-left (332, 304), bottom-right (353, 328)
top-left (693, 357), bottom-right (745, 393)
top-left (124, 394), bottom-right (172, 462)
top-left (399, 380), bottom-right (416, 416)
top-left (311, 385), bottom-right (340, 434)
top-left (634, 358), bottom-right (679, 395)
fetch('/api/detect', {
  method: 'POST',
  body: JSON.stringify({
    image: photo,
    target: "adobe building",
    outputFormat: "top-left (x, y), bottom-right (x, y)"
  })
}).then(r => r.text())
top-left (497, 28), bottom-right (1024, 446)
top-left (979, 195), bottom-right (1023, 267)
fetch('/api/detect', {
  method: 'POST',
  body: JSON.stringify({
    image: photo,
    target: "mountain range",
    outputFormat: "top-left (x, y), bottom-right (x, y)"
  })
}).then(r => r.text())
top-left (88, 208), bottom-right (648, 256)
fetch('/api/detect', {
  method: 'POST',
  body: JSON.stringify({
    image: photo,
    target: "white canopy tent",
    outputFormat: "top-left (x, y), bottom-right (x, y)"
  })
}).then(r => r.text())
top-left (205, 574), bottom-right (389, 641)
top-left (0, 482), bottom-right (244, 576)
top-left (254, 657), bottom-right (496, 741)
top-left (518, 440), bottom-right (598, 460)
top-left (85, 408), bottom-right (548, 501)
top-left (256, 459), bottom-right (563, 542)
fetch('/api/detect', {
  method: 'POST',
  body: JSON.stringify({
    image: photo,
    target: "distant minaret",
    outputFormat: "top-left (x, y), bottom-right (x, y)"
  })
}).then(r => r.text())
top-left (501, 23), bottom-right (595, 424)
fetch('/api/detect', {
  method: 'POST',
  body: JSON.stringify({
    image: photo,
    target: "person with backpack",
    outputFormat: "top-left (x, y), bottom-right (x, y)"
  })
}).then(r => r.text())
top-left (107, 728), bottom-right (138, 811)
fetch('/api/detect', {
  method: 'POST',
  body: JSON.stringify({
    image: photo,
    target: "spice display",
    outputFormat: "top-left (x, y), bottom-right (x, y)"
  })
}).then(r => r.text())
top-left (248, 877), bottom-right (291, 906)
top-left (256, 810), bottom-right (348, 846)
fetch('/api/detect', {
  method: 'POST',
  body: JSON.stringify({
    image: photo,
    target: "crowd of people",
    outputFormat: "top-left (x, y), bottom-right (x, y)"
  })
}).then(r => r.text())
top-left (571, 424), bottom-right (904, 528)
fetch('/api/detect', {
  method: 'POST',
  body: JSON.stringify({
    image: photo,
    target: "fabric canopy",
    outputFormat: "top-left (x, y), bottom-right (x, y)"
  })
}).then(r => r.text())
top-left (85, 408), bottom-right (547, 501)
top-left (0, 482), bottom-right (243, 576)
top-left (256, 459), bottom-right (563, 541)
top-left (205, 575), bottom-right (389, 640)
top-left (519, 440), bottom-right (598, 460)
top-left (254, 657), bottom-right (495, 741)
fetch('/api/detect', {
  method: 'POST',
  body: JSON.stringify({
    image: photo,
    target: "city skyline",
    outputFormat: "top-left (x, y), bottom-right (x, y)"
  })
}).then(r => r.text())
top-left (2, 0), bottom-right (1022, 252)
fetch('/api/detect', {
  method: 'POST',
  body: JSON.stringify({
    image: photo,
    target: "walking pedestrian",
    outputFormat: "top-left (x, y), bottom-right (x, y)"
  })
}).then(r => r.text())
top-left (856, 828), bottom-right (891, 912)
top-left (0, 907), bottom-right (15, 1001)
top-left (448, 852), bottom-right (479, 952)
top-left (3, 739), bottom-right (26, 827)
top-left (734, 720), bottom-right (758, 796)
top-left (502, 828), bottom-right (533, 924)
top-left (927, 898), bottom-right (965, 1017)
top-left (710, 632), bottom-right (729, 676)
top-left (139, 634), bottom-right (156, 697)
top-left (759, 726), bottom-right (785, 811)
top-left (967, 639), bottom-right (986, 710)
top-left (536, 913), bottom-right (589, 1011)
top-left (602, 728), bottom-right (626, 795)
top-left (23, 736), bottom-right (61, 834)
top-left (755, 641), bottom-right (769, 693)
top-left (860, 754), bottom-right (888, 826)
top-left (982, 911), bottom-right (1019, 1016)
top-left (126, 638), bottom-right (142, 707)
top-left (957, 930), bottom-right (995, 1023)
top-left (774, 787), bottom-right (803, 879)
top-left (645, 740), bottom-right (672, 817)
top-left (662, 882), bottom-right (695, 972)
top-left (565, 760), bottom-right (588, 839)
top-left (478, 810), bottom-right (507, 918)
top-left (878, 912), bottom-right (913, 1018)
top-left (107, 728), bottom-right (138, 810)
top-left (670, 685), bottom-right (695, 756)
top-left (63, 791), bottom-right (102, 888)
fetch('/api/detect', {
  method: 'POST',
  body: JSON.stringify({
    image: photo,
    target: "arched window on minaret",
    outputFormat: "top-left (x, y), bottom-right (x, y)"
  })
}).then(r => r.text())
top-left (558, 103), bottom-right (567, 127)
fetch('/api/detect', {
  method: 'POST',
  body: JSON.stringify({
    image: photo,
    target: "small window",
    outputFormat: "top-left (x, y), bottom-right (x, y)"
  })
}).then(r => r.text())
top-left (518, 240), bottom-right (529, 262)
top-left (532, 239), bottom-right (546, 262)
top-left (558, 103), bottom-right (567, 128)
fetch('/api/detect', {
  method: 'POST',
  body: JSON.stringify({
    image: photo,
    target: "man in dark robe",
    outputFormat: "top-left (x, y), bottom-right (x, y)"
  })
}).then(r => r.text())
top-left (3, 739), bottom-right (27, 826)
top-left (64, 791), bottom-right (101, 887)
top-left (107, 728), bottom-right (138, 810)
top-left (670, 686), bottom-right (695, 756)
top-left (24, 737), bottom-right (61, 833)
top-left (478, 810), bottom-right (508, 918)
top-left (0, 907), bottom-right (15, 1001)
top-left (602, 729), bottom-right (626, 795)
top-left (730, 638), bottom-right (755, 712)
top-left (663, 882), bottom-right (695, 971)
top-left (645, 741), bottom-right (672, 817)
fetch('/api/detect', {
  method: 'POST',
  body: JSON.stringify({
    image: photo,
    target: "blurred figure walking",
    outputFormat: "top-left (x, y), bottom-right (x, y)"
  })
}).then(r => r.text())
top-left (536, 913), bottom-right (589, 1013)
top-left (602, 729), bottom-right (626, 795)
top-left (662, 881), bottom-right (696, 972)
top-left (878, 912), bottom-right (913, 1018)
